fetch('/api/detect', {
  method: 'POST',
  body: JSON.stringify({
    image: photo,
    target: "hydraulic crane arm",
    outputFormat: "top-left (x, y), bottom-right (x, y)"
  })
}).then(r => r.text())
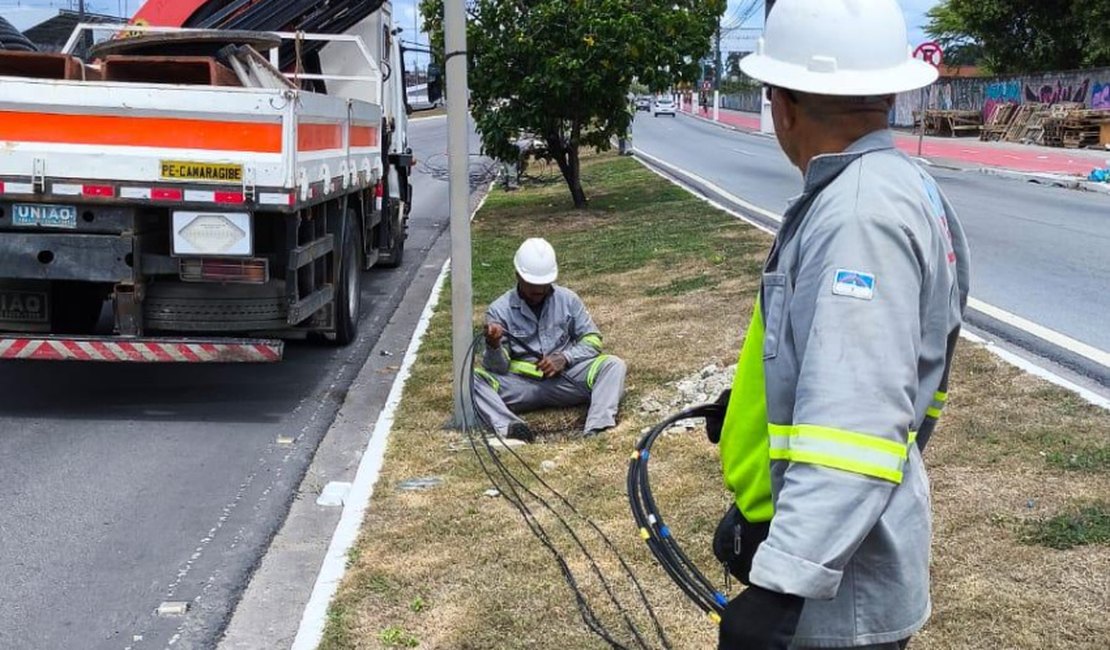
top-left (132, 0), bottom-right (388, 33)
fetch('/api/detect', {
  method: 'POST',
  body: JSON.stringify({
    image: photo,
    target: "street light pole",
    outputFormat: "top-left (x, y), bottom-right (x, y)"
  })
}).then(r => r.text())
top-left (445, 0), bottom-right (475, 428)
top-left (714, 24), bottom-right (721, 121)
top-left (760, 0), bottom-right (776, 134)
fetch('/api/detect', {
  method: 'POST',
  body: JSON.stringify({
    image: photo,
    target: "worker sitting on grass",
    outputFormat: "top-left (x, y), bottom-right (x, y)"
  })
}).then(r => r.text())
top-left (472, 238), bottom-right (627, 443)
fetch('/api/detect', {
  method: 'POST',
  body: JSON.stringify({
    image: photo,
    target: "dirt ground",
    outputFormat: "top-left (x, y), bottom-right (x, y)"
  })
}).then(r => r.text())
top-left (320, 153), bottom-right (1110, 650)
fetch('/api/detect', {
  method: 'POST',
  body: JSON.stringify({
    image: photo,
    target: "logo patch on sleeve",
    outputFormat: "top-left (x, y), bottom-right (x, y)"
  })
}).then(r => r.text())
top-left (832, 269), bottom-right (876, 300)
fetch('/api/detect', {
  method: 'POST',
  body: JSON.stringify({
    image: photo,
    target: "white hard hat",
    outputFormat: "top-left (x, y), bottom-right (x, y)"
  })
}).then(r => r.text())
top-left (740, 0), bottom-right (938, 97)
top-left (514, 238), bottom-right (558, 285)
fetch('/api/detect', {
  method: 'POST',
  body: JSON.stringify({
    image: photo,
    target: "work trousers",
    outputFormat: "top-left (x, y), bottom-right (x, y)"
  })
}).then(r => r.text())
top-left (473, 355), bottom-right (626, 435)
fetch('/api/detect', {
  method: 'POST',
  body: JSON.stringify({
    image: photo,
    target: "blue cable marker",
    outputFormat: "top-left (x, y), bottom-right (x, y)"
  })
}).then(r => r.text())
top-left (641, 450), bottom-right (650, 461)
top-left (659, 525), bottom-right (671, 538)
top-left (714, 592), bottom-right (729, 607)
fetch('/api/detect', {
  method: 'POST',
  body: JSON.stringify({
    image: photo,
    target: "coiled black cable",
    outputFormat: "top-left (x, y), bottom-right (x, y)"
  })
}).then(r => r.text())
top-left (628, 405), bottom-right (730, 625)
top-left (0, 16), bottom-right (38, 52)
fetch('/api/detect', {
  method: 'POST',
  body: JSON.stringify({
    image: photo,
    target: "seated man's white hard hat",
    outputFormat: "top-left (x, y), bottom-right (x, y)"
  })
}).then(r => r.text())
top-left (514, 238), bottom-right (559, 285)
top-left (740, 0), bottom-right (939, 97)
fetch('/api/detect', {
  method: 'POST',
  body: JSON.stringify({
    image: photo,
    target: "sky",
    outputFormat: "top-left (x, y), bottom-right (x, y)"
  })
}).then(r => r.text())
top-left (1, 0), bottom-right (942, 53)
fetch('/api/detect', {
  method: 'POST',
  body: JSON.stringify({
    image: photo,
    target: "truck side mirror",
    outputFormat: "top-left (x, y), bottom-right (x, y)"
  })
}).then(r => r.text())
top-left (427, 63), bottom-right (443, 105)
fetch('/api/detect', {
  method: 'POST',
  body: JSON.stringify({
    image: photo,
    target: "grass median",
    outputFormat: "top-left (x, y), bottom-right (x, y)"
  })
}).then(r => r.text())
top-left (320, 152), bottom-right (1110, 649)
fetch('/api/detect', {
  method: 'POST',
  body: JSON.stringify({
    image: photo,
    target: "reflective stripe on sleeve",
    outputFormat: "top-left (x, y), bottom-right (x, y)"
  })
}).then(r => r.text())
top-left (580, 334), bottom-right (603, 351)
top-left (768, 424), bottom-right (910, 484)
top-left (925, 391), bottom-right (948, 420)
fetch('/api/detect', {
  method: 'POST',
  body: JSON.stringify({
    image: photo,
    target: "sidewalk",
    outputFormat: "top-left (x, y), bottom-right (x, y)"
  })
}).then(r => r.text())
top-left (681, 104), bottom-right (1110, 178)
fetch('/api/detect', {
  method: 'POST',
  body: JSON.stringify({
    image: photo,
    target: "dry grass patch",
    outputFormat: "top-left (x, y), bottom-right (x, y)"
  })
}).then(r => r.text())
top-left (322, 153), bottom-right (1110, 650)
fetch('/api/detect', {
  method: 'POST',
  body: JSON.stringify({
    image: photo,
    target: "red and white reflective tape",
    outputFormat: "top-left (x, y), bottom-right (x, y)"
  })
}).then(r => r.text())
top-left (259, 192), bottom-right (296, 206)
top-left (0, 338), bottom-right (283, 363)
top-left (0, 181), bottom-right (35, 195)
top-left (120, 187), bottom-right (186, 202)
top-left (184, 189), bottom-right (246, 204)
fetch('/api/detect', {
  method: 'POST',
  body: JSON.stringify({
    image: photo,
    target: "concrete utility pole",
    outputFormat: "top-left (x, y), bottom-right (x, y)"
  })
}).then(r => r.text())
top-left (445, 0), bottom-right (476, 428)
top-left (714, 25), bottom-right (722, 121)
top-left (760, 0), bottom-right (776, 134)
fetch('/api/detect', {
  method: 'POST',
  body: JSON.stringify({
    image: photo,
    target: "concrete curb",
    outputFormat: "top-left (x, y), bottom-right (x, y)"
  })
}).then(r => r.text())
top-left (678, 109), bottom-right (775, 139)
top-left (973, 166), bottom-right (1110, 195)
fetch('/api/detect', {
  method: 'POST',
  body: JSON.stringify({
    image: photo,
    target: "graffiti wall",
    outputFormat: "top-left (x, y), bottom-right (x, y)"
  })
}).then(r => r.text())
top-left (890, 67), bottom-right (1110, 127)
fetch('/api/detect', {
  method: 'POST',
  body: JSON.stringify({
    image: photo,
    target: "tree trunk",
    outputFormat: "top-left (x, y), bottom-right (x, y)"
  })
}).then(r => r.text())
top-left (547, 134), bottom-right (588, 209)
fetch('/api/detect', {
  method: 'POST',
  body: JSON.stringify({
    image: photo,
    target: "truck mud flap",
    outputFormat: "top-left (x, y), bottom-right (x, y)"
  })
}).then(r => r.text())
top-left (0, 336), bottom-right (282, 363)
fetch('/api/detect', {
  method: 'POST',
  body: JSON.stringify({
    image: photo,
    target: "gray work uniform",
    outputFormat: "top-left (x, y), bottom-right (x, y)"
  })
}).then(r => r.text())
top-left (473, 285), bottom-right (626, 435)
top-left (743, 130), bottom-right (970, 647)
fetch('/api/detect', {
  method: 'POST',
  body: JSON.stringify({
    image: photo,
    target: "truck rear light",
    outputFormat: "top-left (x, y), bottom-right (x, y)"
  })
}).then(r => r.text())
top-left (152, 188), bottom-right (185, 201)
top-left (374, 182), bottom-right (383, 212)
top-left (180, 258), bottom-right (269, 284)
top-left (82, 184), bottom-right (115, 197)
top-left (215, 191), bottom-right (245, 205)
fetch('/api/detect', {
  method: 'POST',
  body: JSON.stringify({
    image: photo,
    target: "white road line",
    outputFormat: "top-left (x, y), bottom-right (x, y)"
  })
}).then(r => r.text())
top-left (962, 331), bottom-right (1110, 410)
top-left (731, 148), bottom-right (754, 156)
top-left (632, 150), bottom-right (1110, 387)
top-left (968, 298), bottom-right (1110, 369)
top-left (291, 259), bottom-right (449, 650)
top-left (636, 154), bottom-right (776, 236)
top-left (291, 187), bottom-right (494, 650)
top-left (633, 148), bottom-right (784, 225)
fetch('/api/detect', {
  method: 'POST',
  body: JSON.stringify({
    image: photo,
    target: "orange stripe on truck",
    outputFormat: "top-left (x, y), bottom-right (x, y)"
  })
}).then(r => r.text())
top-left (297, 122), bottom-right (343, 151)
top-left (0, 110), bottom-right (282, 152)
top-left (350, 125), bottom-right (379, 148)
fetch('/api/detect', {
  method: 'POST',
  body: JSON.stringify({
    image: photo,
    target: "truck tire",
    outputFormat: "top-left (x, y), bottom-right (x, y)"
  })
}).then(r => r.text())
top-left (377, 196), bottom-right (405, 268)
top-left (333, 210), bottom-right (363, 345)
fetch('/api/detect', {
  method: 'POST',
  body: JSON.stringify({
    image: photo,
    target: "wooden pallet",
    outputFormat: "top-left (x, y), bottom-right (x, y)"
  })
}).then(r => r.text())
top-left (923, 109), bottom-right (982, 137)
top-left (981, 103), bottom-right (1018, 141)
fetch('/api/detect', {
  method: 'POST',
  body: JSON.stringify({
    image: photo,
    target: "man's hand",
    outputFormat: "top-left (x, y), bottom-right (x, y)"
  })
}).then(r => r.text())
top-left (485, 323), bottom-right (504, 348)
top-left (537, 353), bottom-right (568, 378)
top-left (718, 585), bottom-right (804, 650)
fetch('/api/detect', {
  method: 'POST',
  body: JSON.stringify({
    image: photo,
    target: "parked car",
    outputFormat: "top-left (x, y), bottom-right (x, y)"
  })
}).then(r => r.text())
top-left (635, 96), bottom-right (651, 111)
top-left (653, 96), bottom-right (676, 117)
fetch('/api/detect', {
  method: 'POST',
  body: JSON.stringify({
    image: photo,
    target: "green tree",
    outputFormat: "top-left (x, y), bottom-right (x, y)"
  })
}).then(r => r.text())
top-left (926, 0), bottom-right (1110, 74)
top-left (421, 0), bottom-right (725, 207)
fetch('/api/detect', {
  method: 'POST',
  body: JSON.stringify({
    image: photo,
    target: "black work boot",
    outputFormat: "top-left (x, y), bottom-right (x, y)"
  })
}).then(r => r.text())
top-left (506, 422), bottom-right (536, 443)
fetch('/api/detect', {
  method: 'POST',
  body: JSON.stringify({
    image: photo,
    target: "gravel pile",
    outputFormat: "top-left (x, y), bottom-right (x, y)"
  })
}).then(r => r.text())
top-left (640, 363), bottom-right (736, 418)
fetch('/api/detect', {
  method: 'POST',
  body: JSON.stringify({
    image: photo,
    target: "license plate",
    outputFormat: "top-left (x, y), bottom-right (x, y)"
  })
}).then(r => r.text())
top-left (0, 289), bottom-right (49, 324)
top-left (12, 203), bottom-right (78, 230)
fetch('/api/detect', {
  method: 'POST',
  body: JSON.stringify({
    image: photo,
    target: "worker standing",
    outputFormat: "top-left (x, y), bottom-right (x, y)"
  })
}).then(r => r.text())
top-left (473, 238), bottom-right (626, 442)
top-left (707, 1), bottom-right (971, 648)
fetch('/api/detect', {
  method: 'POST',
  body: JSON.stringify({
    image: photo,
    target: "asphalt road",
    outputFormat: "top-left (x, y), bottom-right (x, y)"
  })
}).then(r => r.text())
top-left (0, 116), bottom-right (473, 650)
top-left (632, 112), bottom-right (1110, 375)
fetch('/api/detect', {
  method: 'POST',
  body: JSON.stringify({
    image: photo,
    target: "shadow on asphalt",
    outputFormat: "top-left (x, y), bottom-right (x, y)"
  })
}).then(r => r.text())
top-left (0, 274), bottom-right (403, 424)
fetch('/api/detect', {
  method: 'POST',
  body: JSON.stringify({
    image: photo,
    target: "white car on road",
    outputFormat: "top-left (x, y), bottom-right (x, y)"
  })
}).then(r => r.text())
top-left (653, 96), bottom-right (677, 117)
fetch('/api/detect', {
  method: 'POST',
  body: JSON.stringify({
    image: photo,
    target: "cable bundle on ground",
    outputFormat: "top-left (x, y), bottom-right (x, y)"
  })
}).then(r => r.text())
top-left (458, 333), bottom-right (672, 650)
